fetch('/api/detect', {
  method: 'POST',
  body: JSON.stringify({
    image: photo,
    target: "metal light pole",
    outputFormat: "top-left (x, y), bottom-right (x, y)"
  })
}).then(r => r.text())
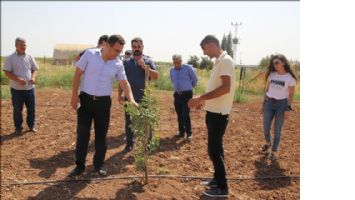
top-left (231, 21), bottom-right (244, 92)
top-left (231, 21), bottom-right (242, 63)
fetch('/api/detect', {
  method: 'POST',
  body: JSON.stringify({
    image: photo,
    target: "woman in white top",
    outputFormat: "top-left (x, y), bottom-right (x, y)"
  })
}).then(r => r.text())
top-left (260, 54), bottom-right (297, 160)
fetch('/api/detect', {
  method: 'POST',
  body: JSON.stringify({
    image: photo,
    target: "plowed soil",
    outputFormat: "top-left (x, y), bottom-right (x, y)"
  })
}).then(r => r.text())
top-left (1, 88), bottom-right (300, 200)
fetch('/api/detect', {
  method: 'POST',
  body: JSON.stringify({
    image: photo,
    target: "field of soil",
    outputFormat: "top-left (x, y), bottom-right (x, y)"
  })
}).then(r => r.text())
top-left (1, 88), bottom-right (300, 200)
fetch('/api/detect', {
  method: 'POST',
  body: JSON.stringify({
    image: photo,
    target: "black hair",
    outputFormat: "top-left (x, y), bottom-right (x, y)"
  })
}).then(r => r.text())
top-left (97, 35), bottom-right (109, 46)
top-left (125, 50), bottom-right (132, 55)
top-left (200, 35), bottom-right (220, 48)
top-left (265, 54), bottom-right (298, 82)
top-left (107, 34), bottom-right (125, 47)
top-left (131, 37), bottom-right (143, 45)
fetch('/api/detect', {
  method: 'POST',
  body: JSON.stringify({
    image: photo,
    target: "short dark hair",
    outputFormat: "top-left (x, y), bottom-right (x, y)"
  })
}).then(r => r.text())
top-left (125, 50), bottom-right (132, 55)
top-left (97, 35), bottom-right (109, 46)
top-left (107, 34), bottom-right (125, 47)
top-left (15, 37), bottom-right (26, 45)
top-left (131, 37), bottom-right (143, 45)
top-left (200, 35), bottom-right (220, 48)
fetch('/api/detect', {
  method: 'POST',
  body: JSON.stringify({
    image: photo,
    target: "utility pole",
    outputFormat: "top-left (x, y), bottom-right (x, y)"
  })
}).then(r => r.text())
top-left (231, 21), bottom-right (245, 93)
top-left (231, 21), bottom-right (242, 63)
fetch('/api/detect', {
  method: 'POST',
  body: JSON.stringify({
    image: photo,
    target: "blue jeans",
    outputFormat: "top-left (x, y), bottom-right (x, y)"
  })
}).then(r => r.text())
top-left (10, 88), bottom-right (36, 131)
top-left (263, 98), bottom-right (288, 152)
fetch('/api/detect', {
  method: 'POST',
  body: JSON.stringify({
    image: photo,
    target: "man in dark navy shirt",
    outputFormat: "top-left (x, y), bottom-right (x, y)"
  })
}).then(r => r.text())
top-left (119, 37), bottom-right (159, 152)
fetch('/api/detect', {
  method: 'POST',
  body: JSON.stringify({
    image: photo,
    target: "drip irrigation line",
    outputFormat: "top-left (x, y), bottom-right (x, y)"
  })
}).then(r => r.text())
top-left (1, 174), bottom-right (299, 187)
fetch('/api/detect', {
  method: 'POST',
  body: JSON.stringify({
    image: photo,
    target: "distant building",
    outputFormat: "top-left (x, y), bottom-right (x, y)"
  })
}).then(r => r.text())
top-left (52, 44), bottom-right (93, 65)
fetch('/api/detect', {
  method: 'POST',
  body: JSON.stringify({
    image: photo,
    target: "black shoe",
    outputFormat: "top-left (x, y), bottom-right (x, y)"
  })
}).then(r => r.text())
top-left (202, 178), bottom-right (218, 188)
top-left (174, 132), bottom-right (184, 138)
top-left (95, 166), bottom-right (108, 176)
top-left (123, 144), bottom-right (133, 153)
top-left (15, 129), bottom-right (22, 135)
top-left (68, 167), bottom-right (84, 178)
top-left (203, 187), bottom-right (228, 197)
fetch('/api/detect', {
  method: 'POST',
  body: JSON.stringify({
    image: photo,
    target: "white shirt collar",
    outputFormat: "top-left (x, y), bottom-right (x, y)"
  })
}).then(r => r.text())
top-left (215, 51), bottom-right (227, 65)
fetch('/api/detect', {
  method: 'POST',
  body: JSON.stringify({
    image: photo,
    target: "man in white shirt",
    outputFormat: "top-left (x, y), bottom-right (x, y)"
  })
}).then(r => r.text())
top-left (188, 35), bottom-right (236, 198)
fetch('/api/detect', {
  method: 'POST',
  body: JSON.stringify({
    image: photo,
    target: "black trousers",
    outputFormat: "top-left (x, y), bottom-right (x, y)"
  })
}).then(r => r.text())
top-left (75, 92), bottom-right (111, 170)
top-left (173, 90), bottom-right (193, 136)
top-left (206, 111), bottom-right (229, 190)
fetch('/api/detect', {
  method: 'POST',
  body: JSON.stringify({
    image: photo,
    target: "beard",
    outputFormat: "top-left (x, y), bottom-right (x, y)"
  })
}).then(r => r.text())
top-left (133, 50), bottom-right (142, 56)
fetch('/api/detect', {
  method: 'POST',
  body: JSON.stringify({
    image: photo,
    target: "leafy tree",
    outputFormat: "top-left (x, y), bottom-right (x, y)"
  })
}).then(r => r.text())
top-left (259, 55), bottom-right (273, 69)
top-left (125, 74), bottom-right (160, 183)
top-left (187, 55), bottom-right (200, 68)
top-left (200, 56), bottom-right (214, 70)
top-left (221, 34), bottom-right (227, 51)
top-left (226, 32), bottom-right (234, 58)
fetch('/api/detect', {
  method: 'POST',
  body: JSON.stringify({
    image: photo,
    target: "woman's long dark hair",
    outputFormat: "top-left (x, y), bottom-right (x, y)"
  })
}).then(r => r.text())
top-left (265, 54), bottom-right (297, 82)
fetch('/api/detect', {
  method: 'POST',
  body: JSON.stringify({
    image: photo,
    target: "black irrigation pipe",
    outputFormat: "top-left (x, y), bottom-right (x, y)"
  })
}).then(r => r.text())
top-left (1, 174), bottom-right (300, 187)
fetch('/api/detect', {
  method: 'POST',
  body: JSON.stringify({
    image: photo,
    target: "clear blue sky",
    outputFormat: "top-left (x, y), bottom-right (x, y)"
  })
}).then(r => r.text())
top-left (1, 1), bottom-right (299, 64)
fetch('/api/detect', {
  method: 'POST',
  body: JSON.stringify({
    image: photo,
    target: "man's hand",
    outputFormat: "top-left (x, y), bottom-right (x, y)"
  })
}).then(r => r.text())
top-left (196, 100), bottom-right (205, 110)
top-left (188, 96), bottom-right (205, 109)
top-left (137, 59), bottom-right (148, 71)
top-left (17, 78), bottom-right (26, 85)
top-left (71, 95), bottom-right (80, 110)
top-left (29, 78), bottom-right (36, 85)
top-left (130, 100), bottom-right (139, 107)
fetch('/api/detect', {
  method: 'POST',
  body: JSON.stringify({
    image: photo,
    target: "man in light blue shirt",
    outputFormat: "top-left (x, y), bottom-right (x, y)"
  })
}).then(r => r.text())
top-left (3, 37), bottom-right (39, 134)
top-left (170, 54), bottom-right (198, 139)
top-left (68, 34), bottom-right (137, 178)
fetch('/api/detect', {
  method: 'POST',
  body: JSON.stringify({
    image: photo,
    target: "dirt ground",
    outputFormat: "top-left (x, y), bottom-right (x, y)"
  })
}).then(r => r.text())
top-left (1, 88), bottom-right (300, 200)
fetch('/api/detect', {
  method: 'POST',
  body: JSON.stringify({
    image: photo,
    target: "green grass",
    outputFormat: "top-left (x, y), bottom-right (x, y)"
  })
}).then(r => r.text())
top-left (153, 68), bottom-right (174, 91)
top-left (1, 70), bottom-right (9, 85)
top-left (1, 57), bottom-right (300, 102)
top-left (36, 69), bottom-right (74, 89)
top-left (234, 88), bottom-right (248, 103)
top-left (1, 85), bottom-right (11, 99)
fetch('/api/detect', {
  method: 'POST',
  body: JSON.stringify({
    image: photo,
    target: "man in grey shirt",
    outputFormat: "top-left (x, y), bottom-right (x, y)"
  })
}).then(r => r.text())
top-left (3, 37), bottom-right (39, 135)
